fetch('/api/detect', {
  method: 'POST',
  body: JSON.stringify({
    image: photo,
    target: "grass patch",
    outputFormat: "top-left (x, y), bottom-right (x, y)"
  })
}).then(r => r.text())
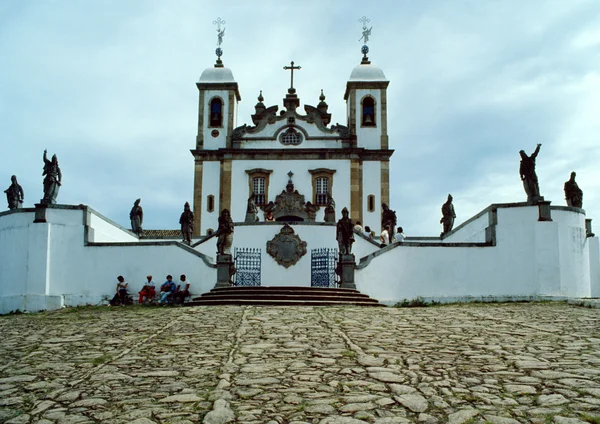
top-left (341, 350), bottom-right (356, 359)
top-left (393, 297), bottom-right (439, 308)
top-left (582, 414), bottom-right (600, 424)
top-left (91, 353), bottom-right (113, 366)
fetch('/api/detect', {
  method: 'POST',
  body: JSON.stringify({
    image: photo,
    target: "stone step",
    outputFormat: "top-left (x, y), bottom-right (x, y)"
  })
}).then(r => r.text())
top-left (189, 286), bottom-right (384, 307)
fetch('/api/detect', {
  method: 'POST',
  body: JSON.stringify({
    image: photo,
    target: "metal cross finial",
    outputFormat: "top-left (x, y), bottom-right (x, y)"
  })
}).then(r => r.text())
top-left (358, 16), bottom-right (372, 44)
top-left (213, 17), bottom-right (226, 47)
top-left (283, 61), bottom-right (301, 90)
top-left (288, 171), bottom-right (294, 180)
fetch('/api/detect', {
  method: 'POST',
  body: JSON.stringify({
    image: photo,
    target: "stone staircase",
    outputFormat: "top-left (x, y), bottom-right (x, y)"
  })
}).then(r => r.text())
top-left (188, 286), bottom-right (384, 307)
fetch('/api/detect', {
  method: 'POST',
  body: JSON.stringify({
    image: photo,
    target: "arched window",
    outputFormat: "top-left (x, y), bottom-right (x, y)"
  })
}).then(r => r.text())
top-left (209, 98), bottom-right (223, 127)
top-left (207, 195), bottom-right (215, 212)
top-left (361, 96), bottom-right (376, 127)
top-left (367, 194), bottom-right (375, 212)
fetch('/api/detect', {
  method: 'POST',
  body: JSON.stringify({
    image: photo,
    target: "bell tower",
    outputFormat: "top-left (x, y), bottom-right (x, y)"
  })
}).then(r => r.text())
top-left (344, 17), bottom-right (392, 228)
top-left (191, 18), bottom-right (241, 236)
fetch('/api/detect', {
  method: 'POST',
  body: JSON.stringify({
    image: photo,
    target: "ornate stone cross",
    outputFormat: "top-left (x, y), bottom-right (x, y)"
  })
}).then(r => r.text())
top-left (283, 61), bottom-right (301, 90)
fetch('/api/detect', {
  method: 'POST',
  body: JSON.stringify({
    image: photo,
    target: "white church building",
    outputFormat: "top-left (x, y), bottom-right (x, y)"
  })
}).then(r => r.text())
top-left (0, 32), bottom-right (599, 314)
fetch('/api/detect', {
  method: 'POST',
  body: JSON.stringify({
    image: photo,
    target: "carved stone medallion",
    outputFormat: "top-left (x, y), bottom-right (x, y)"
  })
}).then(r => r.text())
top-left (266, 224), bottom-right (307, 268)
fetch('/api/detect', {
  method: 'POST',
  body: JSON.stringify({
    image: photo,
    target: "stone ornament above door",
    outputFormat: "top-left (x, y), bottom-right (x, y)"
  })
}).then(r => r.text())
top-left (266, 224), bottom-right (307, 268)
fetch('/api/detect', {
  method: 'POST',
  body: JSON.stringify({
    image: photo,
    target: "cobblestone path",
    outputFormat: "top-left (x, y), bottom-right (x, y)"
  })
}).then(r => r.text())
top-left (0, 303), bottom-right (599, 424)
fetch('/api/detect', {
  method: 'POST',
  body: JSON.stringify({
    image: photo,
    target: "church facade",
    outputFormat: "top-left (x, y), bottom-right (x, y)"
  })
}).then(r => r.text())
top-left (191, 55), bottom-right (393, 235)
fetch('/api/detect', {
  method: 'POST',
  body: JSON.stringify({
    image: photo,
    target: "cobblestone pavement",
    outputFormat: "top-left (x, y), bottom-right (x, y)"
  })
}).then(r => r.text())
top-left (1, 303), bottom-right (599, 424)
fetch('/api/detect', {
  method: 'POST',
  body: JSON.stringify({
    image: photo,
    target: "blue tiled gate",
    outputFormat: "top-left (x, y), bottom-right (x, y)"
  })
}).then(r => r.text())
top-left (311, 248), bottom-right (339, 288)
top-left (233, 248), bottom-right (261, 286)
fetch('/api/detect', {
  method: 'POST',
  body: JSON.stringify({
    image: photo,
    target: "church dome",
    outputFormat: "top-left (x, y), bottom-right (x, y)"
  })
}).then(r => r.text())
top-left (348, 63), bottom-right (387, 82)
top-left (199, 66), bottom-right (236, 83)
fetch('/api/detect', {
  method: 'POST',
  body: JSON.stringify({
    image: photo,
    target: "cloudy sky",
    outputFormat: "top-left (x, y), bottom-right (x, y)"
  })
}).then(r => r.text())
top-left (1, 0), bottom-right (599, 235)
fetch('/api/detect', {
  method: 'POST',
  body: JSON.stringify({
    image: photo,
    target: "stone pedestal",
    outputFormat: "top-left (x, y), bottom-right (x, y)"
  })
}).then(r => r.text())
top-left (527, 195), bottom-right (545, 206)
top-left (537, 200), bottom-right (552, 222)
top-left (586, 219), bottom-right (595, 238)
top-left (33, 203), bottom-right (48, 223)
top-left (339, 254), bottom-right (356, 290)
top-left (215, 254), bottom-right (234, 288)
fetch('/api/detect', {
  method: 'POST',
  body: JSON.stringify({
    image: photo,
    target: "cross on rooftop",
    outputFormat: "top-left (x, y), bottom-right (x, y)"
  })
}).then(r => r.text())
top-left (283, 61), bottom-right (301, 90)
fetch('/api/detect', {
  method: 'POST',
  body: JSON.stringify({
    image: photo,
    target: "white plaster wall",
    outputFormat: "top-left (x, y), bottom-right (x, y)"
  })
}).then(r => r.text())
top-left (361, 161), bottom-right (381, 230)
top-left (203, 89), bottom-right (233, 150)
top-left (231, 224), bottom-right (337, 286)
top-left (355, 89), bottom-right (382, 150)
top-left (230, 160), bottom-right (352, 223)
top-left (553, 209), bottom-right (590, 297)
top-left (0, 208), bottom-right (216, 314)
top-left (443, 210), bottom-right (490, 243)
top-left (201, 161), bottom-right (221, 234)
top-left (589, 237), bottom-right (600, 297)
top-left (88, 210), bottom-right (137, 242)
top-left (356, 206), bottom-right (593, 303)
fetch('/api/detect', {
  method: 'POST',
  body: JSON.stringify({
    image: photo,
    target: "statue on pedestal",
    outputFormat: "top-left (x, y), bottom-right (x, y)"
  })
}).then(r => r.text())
top-left (130, 199), bottom-right (143, 236)
top-left (324, 193), bottom-right (336, 223)
top-left (381, 203), bottom-right (397, 242)
top-left (245, 193), bottom-right (259, 223)
top-left (519, 144), bottom-right (543, 203)
top-left (564, 171), bottom-right (583, 208)
top-left (440, 194), bottom-right (456, 237)
top-left (336, 207), bottom-right (355, 255)
top-left (41, 149), bottom-right (62, 204)
top-left (4, 175), bottom-right (24, 210)
top-left (179, 202), bottom-right (194, 245)
top-left (216, 208), bottom-right (234, 255)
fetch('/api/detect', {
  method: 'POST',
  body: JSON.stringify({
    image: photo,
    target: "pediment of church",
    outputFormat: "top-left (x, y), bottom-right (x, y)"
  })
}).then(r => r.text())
top-left (231, 91), bottom-right (351, 148)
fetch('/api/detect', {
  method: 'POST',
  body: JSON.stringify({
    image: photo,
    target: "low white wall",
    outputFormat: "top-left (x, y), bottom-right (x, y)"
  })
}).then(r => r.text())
top-left (443, 209), bottom-right (490, 243)
top-left (589, 237), bottom-right (600, 297)
top-left (0, 206), bottom-right (216, 314)
top-left (357, 205), bottom-right (595, 303)
top-left (87, 209), bottom-right (138, 242)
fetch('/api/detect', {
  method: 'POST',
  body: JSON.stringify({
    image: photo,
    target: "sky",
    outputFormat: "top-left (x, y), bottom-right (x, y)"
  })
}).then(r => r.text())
top-left (1, 0), bottom-right (599, 236)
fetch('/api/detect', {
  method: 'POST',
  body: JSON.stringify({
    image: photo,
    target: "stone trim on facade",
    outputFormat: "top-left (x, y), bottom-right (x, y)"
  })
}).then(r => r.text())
top-left (196, 90), bottom-right (205, 149)
top-left (219, 159), bottom-right (232, 215)
top-left (344, 81), bottom-right (390, 100)
top-left (227, 91), bottom-right (235, 148)
top-left (381, 160), bottom-right (390, 209)
top-left (192, 161), bottom-right (203, 236)
top-left (350, 160), bottom-right (362, 223)
top-left (191, 148), bottom-right (394, 162)
top-left (380, 89), bottom-right (388, 149)
top-left (196, 82), bottom-right (241, 101)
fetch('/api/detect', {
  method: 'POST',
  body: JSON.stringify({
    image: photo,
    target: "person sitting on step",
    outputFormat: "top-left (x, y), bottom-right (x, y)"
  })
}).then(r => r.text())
top-left (138, 275), bottom-right (156, 304)
top-left (159, 275), bottom-right (176, 304)
top-left (110, 276), bottom-right (130, 306)
top-left (173, 274), bottom-right (191, 305)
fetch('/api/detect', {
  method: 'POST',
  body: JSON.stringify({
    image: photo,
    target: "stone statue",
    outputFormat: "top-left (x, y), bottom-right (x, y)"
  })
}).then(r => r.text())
top-left (216, 208), bottom-right (234, 255)
top-left (519, 144), bottom-right (543, 203)
top-left (305, 201), bottom-right (318, 222)
top-left (41, 149), bottom-right (62, 204)
top-left (179, 202), bottom-right (194, 245)
top-left (245, 193), bottom-right (259, 223)
top-left (129, 198), bottom-right (143, 236)
top-left (336, 207), bottom-right (355, 255)
top-left (564, 171), bottom-right (583, 208)
top-left (4, 175), bottom-right (24, 210)
top-left (381, 203), bottom-right (397, 242)
top-left (440, 194), bottom-right (456, 237)
top-left (324, 193), bottom-right (336, 223)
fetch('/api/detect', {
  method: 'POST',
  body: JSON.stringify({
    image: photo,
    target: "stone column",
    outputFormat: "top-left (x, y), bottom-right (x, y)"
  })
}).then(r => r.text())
top-left (215, 254), bottom-right (234, 288)
top-left (339, 254), bottom-right (356, 290)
